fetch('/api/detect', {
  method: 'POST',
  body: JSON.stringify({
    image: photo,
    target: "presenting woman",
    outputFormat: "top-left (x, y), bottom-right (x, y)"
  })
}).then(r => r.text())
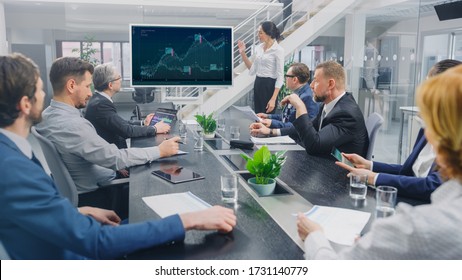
top-left (238, 21), bottom-right (284, 114)
top-left (297, 64), bottom-right (462, 259)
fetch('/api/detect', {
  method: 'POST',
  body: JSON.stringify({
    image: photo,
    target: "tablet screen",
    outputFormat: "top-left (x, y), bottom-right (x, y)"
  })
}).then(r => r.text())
top-left (151, 167), bottom-right (205, 184)
top-left (149, 111), bottom-right (176, 126)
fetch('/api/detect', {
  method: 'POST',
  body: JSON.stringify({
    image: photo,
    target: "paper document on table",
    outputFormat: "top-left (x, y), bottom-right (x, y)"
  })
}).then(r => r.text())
top-left (251, 136), bottom-right (296, 145)
top-left (142, 191), bottom-right (211, 218)
top-left (232, 105), bottom-right (261, 122)
top-left (299, 205), bottom-right (371, 246)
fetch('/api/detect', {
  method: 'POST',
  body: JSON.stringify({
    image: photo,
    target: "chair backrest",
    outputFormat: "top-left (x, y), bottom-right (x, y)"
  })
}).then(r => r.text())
top-left (30, 127), bottom-right (79, 206)
top-left (365, 112), bottom-right (384, 160)
top-left (0, 240), bottom-right (10, 260)
top-left (135, 102), bottom-right (175, 120)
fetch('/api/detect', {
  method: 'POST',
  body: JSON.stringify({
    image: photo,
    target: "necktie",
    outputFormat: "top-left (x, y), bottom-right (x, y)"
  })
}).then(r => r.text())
top-left (31, 153), bottom-right (44, 170)
top-left (319, 110), bottom-right (326, 130)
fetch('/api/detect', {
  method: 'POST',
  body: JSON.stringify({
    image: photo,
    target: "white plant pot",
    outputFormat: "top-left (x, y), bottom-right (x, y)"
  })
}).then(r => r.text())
top-left (247, 177), bottom-right (276, 196)
top-left (203, 132), bottom-right (216, 139)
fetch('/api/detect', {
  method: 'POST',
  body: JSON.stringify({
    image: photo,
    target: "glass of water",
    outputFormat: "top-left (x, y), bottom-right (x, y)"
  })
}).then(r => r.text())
top-left (217, 118), bottom-right (226, 133)
top-left (221, 174), bottom-right (238, 203)
top-left (349, 174), bottom-right (368, 200)
top-left (230, 126), bottom-right (240, 140)
top-left (178, 122), bottom-right (187, 138)
top-left (193, 125), bottom-right (203, 151)
top-left (375, 186), bottom-right (397, 218)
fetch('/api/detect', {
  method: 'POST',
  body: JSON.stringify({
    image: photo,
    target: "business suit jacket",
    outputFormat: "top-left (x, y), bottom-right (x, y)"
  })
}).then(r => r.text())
top-left (85, 92), bottom-right (156, 149)
top-left (0, 133), bottom-right (184, 259)
top-left (268, 83), bottom-right (319, 137)
top-left (374, 129), bottom-right (442, 202)
top-left (293, 93), bottom-right (369, 157)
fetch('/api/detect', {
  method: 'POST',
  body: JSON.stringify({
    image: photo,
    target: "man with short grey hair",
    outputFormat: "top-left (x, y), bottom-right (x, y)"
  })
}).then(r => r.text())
top-left (85, 63), bottom-right (170, 149)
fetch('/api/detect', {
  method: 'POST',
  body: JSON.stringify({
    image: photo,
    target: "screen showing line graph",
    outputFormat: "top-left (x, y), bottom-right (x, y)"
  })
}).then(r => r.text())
top-left (130, 24), bottom-right (233, 87)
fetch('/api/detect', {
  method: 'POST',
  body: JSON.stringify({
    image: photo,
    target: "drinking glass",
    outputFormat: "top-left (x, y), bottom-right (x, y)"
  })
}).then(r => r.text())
top-left (221, 174), bottom-right (238, 203)
top-left (375, 186), bottom-right (397, 218)
top-left (193, 126), bottom-right (203, 151)
top-left (349, 174), bottom-right (368, 199)
top-left (230, 126), bottom-right (240, 140)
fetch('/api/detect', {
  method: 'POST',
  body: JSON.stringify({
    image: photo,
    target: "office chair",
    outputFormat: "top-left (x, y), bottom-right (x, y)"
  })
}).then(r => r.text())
top-left (133, 102), bottom-right (176, 120)
top-left (31, 126), bottom-right (79, 206)
top-left (132, 87), bottom-right (155, 104)
top-left (31, 127), bottom-right (130, 210)
top-left (0, 240), bottom-right (10, 260)
top-left (365, 112), bottom-right (384, 160)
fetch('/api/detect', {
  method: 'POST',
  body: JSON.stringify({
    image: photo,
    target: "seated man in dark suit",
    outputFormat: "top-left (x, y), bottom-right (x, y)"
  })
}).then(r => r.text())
top-left (0, 53), bottom-right (236, 260)
top-left (281, 61), bottom-right (369, 157)
top-left (85, 63), bottom-right (170, 149)
top-left (335, 59), bottom-right (461, 201)
top-left (250, 63), bottom-right (319, 139)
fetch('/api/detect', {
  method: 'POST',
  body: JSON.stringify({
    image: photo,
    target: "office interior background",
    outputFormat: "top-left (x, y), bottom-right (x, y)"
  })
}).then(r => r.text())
top-left (1, 0), bottom-right (461, 166)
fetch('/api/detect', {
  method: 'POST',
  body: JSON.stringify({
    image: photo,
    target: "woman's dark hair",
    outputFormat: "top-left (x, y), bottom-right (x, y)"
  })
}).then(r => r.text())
top-left (428, 59), bottom-right (462, 77)
top-left (0, 53), bottom-right (39, 127)
top-left (260, 21), bottom-right (281, 41)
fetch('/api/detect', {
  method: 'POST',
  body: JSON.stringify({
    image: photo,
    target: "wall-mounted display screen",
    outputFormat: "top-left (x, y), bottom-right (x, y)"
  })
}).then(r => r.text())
top-left (130, 24), bottom-right (233, 87)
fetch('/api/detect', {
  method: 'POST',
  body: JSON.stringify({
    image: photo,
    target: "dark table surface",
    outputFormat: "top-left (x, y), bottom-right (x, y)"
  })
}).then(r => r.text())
top-left (127, 108), bottom-right (424, 259)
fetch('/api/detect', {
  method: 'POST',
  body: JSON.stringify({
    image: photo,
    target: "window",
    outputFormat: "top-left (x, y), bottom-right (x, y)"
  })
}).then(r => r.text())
top-left (57, 40), bottom-right (129, 81)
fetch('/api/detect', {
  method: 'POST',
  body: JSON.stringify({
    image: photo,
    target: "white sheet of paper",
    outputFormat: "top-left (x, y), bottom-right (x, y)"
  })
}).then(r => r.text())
top-left (177, 150), bottom-right (188, 155)
top-left (142, 191), bottom-right (211, 218)
top-left (296, 205), bottom-right (371, 246)
top-left (250, 135), bottom-right (296, 144)
top-left (232, 105), bottom-right (262, 122)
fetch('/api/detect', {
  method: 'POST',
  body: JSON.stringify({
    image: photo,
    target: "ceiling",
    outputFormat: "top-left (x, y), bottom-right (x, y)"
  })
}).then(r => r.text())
top-left (2, 0), bottom-right (459, 35)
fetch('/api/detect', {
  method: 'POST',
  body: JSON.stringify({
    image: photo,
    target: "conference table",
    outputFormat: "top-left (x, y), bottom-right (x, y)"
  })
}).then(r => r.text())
top-left (127, 107), bottom-right (422, 259)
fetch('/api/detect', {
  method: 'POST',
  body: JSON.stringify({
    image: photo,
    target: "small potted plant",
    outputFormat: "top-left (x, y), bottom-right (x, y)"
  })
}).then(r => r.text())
top-left (195, 112), bottom-right (217, 138)
top-left (241, 146), bottom-right (287, 195)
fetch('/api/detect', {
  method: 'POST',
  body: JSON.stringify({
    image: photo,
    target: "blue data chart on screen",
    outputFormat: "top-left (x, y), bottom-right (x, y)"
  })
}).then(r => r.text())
top-left (131, 25), bottom-right (233, 86)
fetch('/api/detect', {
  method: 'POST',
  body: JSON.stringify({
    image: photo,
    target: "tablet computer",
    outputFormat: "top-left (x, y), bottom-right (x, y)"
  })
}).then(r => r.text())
top-left (149, 111), bottom-right (176, 126)
top-left (151, 167), bottom-right (205, 184)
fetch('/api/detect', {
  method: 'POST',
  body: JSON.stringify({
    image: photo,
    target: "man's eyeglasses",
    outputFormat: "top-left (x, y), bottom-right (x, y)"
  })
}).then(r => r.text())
top-left (285, 74), bottom-right (296, 78)
top-left (110, 76), bottom-right (122, 83)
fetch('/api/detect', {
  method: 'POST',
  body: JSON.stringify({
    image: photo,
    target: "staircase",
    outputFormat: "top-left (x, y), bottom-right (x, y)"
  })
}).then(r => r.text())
top-left (173, 0), bottom-right (362, 119)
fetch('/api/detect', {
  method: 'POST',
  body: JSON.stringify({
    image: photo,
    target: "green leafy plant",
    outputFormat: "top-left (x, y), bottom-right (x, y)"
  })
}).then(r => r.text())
top-left (72, 35), bottom-right (99, 66)
top-left (194, 112), bottom-right (217, 134)
top-left (241, 146), bottom-right (286, 184)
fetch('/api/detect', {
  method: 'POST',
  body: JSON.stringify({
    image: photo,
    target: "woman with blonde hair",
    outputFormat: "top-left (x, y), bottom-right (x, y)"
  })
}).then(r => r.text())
top-left (297, 64), bottom-right (462, 259)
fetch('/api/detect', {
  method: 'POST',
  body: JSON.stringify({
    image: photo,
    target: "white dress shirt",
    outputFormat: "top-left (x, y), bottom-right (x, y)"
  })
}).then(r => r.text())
top-left (249, 41), bottom-right (284, 88)
top-left (36, 100), bottom-right (160, 193)
top-left (304, 179), bottom-right (462, 259)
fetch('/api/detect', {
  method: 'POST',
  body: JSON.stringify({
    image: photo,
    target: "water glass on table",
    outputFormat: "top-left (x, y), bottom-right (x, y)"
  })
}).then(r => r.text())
top-left (193, 125), bottom-right (204, 151)
top-left (221, 174), bottom-right (238, 203)
top-left (178, 122), bottom-right (187, 138)
top-left (217, 118), bottom-right (226, 133)
top-left (375, 186), bottom-right (397, 218)
top-left (230, 126), bottom-right (240, 140)
top-left (349, 174), bottom-right (368, 200)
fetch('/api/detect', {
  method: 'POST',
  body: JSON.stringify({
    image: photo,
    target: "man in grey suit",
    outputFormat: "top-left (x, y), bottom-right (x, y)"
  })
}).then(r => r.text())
top-left (85, 63), bottom-right (170, 149)
top-left (281, 61), bottom-right (369, 157)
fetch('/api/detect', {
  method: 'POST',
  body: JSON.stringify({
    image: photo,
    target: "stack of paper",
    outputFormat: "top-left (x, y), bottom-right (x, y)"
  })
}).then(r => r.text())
top-left (250, 135), bottom-right (296, 145)
top-left (232, 105), bottom-right (261, 122)
top-left (299, 205), bottom-right (371, 246)
top-left (142, 191), bottom-right (211, 218)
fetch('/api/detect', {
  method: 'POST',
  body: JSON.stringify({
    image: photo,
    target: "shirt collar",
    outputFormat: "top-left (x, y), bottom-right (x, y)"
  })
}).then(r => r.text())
top-left (324, 91), bottom-right (346, 116)
top-left (49, 99), bottom-right (82, 117)
top-left (96, 91), bottom-right (113, 103)
top-left (292, 83), bottom-right (308, 95)
top-left (0, 128), bottom-right (33, 159)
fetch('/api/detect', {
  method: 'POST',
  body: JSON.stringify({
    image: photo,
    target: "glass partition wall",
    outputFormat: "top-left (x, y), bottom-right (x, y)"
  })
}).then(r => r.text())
top-left (297, 0), bottom-right (459, 164)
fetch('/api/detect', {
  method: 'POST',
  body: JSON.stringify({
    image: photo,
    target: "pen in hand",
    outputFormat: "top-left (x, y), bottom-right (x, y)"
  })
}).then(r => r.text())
top-left (165, 137), bottom-right (184, 144)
